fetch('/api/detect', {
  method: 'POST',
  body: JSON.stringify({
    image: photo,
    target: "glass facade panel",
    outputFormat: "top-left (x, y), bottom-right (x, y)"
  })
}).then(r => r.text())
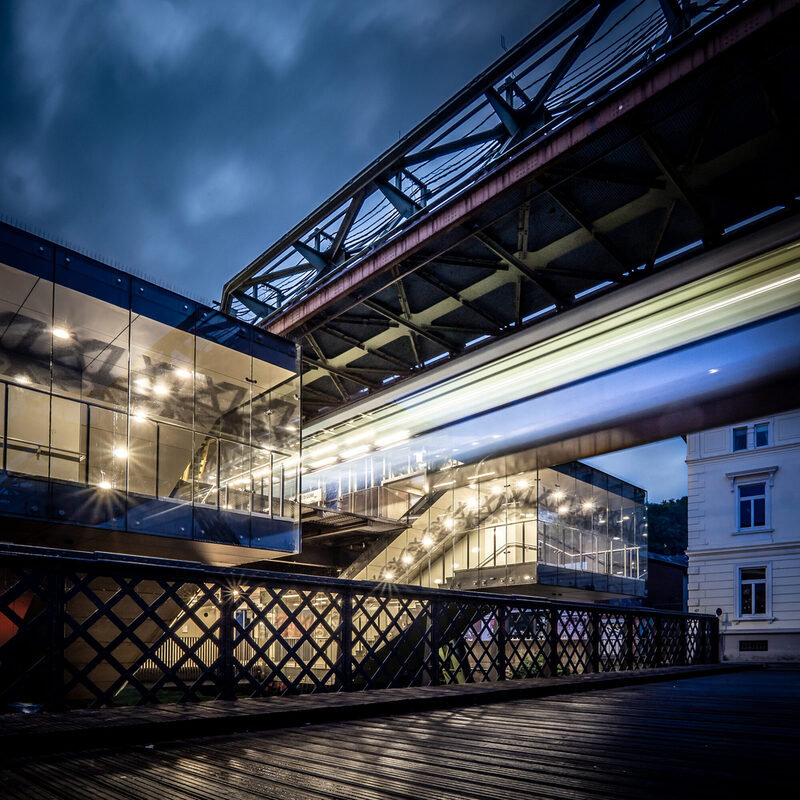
top-left (194, 434), bottom-right (219, 507)
top-left (195, 337), bottom-right (250, 442)
top-left (52, 286), bottom-right (129, 410)
top-left (220, 439), bottom-right (251, 511)
top-left (88, 406), bottom-right (128, 490)
top-left (131, 316), bottom-right (194, 427)
top-left (49, 397), bottom-right (86, 483)
top-left (0, 234), bottom-right (300, 556)
top-left (129, 416), bottom-right (157, 496)
top-left (0, 263), bottom-right (52, 392)
top-left (347, 457), bottom-right (646, 598)
top-left (6, 386), bottom-right (49, 477)
top-left (157, 424), bottom-right (193, 501)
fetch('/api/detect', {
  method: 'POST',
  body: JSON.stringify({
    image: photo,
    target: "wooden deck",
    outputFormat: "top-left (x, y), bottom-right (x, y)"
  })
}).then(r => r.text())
top-left (1, 665), bottom-right (797, 799)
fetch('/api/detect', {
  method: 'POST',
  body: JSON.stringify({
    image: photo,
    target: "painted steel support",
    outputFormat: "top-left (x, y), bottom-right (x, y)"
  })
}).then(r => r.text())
top-left (263, 0), bottom-right (794, 337)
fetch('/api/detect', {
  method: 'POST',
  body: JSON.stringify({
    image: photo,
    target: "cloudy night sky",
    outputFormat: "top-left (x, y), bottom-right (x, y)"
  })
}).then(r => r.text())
top-left (0, 0), bottom-right (561, 303)
top-left (0, 0), bottom-right (688, 501)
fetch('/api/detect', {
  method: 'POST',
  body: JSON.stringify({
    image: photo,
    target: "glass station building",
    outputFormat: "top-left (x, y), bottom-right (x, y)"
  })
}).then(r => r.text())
top-left (0, 223), bottom-right (301, 564)
top-left (309, 456), bottom-right (647, 601)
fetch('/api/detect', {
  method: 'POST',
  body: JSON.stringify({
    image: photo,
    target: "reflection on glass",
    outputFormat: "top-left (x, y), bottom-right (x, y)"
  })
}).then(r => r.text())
top-left (50, 397), bottom-right (86, 483)
top-left (131, 316), bottom-right (194, 427)
top-left (347, 458), bottom-right (646, 595)
top-left (129, 416), bottom-right (157, 496)
top-left (53, 285), bottom-right (129, 409)
top-left (0, 257), bottom-right (300, 552)
top-left (154, 424), bottom-right (192, 501)
top-left (6, 385), bottom-right (49, 477)
top-left (0, 265), bottom-right (52, 392)
top-left (88, 406), bottom-right (127, 490)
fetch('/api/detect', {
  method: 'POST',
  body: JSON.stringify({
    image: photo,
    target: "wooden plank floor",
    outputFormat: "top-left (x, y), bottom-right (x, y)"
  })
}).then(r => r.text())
top-left (1, 667), bottom-right (797, 799)
top-left (0, 665), bottom-right (742, 756)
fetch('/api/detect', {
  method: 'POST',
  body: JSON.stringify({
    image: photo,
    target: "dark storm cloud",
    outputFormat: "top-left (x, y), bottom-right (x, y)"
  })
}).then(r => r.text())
top-left (1, 0), bottom-right (554, 303)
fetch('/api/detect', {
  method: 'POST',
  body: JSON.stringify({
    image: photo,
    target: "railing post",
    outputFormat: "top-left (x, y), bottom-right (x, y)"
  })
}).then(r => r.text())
top-left (655, 613), bottom-right (663, 667)
top-left (625, 613), bottom-right (635, 671)
top-left (429, 598), bottom-right (442, 686)
top-left (338, 589), bottom-right (353, 691)
top-left (46, 565), bottom-right (65, 710)
top-left (591, 610), bottom-right (601, 674)
top-left (548, 606), bottom-right (560, 678)
top-left (710, 616), bottom-right (721, 664)
top-left (679, 616), bottom-right (688, 666)
top-left (496, 605), bottom-right (507, 681)
top-left (699, 616), bottom-right (708, 665)
top-left (220, 588), bottom-right (236, 700)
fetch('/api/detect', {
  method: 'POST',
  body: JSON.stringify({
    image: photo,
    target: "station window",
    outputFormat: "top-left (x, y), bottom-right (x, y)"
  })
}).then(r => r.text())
top-left (754, 422), bottom-right (769, 448)
top-left (731, 426), bottom-right (748, 451)
top-left (738, 566), bottom-right (769, 617)
top-left (738, 483), bottom-right (767, 530)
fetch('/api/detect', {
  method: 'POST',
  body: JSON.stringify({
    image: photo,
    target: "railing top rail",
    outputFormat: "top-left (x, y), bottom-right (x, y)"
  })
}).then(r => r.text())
top-left (0, 542), bottom-right (713, 619)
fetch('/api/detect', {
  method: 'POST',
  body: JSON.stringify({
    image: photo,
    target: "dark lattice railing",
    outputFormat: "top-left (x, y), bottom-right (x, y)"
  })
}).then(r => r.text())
top-left (0, 545), bottom-right (717, 709)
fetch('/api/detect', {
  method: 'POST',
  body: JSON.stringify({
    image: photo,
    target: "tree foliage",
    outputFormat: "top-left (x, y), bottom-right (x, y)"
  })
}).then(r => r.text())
top-left (645, 496), bottom-right (688, 556)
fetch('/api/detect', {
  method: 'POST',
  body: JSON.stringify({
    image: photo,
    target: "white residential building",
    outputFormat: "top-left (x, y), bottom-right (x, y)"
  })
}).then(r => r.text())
top-left (687, 409), bottom-right (800, 661)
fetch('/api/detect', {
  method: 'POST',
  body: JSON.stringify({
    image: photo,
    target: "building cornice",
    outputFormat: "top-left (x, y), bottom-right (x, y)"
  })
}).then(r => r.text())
top-left (686, 441), bottom-right (800, 466)
top-left (688, 541), bottom-right (800, 557)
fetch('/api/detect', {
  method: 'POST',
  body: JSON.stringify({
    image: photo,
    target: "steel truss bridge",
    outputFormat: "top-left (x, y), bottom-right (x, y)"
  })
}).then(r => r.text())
top-left (221, 0), bottom-right (800, 421)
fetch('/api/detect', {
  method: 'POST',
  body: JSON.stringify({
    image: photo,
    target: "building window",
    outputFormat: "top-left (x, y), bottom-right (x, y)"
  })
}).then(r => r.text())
top-left (738, 566), bottom-right (768, 617)
top-left (754, 422), bottom-right (769, 448)
top-left (732, 426), bottom-right (747, 451)
top-left (738, 482), bottom-right (766, 530)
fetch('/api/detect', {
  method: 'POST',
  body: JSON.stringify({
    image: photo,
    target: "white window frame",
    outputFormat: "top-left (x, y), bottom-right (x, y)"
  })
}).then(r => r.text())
top-left (725, 467), bottom-right (777, 534)
top-left (734, 562), bottom-right (772, 619)
top-left (736, 481), bottom-right (767, 531)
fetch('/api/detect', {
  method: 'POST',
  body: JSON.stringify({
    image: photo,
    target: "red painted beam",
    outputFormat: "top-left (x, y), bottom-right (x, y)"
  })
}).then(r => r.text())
top-left (267, 0), bottom-right (799, 337)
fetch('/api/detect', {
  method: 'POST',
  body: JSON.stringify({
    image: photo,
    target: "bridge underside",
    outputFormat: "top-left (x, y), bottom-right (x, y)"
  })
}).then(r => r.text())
top-left (262, 0), bottom-right (799, 422)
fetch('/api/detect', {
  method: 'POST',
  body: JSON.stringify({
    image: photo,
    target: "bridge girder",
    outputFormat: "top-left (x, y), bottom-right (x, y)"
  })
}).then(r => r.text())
top-left (221, 0), bottom-right (800, 421)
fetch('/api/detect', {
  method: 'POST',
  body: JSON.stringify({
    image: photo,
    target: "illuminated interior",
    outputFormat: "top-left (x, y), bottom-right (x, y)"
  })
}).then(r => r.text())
top-left (0, 254), bottom-right (301, 552)
top-left (346, 460), bottom-right (646, 596)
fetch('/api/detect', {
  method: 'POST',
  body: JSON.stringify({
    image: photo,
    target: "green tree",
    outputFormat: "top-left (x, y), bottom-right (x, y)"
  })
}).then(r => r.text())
top-left (646, 496), bottom-right (688, 556)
